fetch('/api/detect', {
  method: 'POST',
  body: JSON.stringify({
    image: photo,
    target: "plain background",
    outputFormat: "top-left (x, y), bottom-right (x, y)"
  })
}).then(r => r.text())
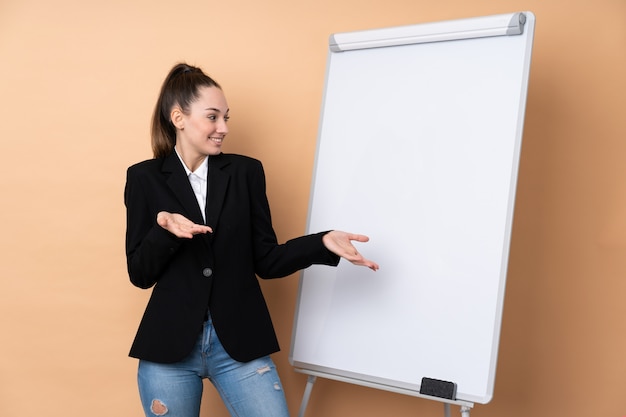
top-left (1, 1), bottom-right (624, 416)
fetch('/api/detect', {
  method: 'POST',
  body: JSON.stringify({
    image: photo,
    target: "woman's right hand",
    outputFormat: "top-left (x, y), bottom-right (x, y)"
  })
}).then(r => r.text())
top-left (156, 211), bottom-right (213, 239)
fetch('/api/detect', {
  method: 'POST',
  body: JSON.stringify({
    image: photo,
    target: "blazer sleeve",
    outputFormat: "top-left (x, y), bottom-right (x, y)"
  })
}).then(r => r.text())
top-left (246, 160), bottom-right (340, 278)
top-left (124, 165), bottom-right (183, 289)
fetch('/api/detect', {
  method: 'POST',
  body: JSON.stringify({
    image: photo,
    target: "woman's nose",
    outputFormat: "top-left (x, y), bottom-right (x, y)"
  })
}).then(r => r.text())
top-left (217, 118), bottom-right (229, 134)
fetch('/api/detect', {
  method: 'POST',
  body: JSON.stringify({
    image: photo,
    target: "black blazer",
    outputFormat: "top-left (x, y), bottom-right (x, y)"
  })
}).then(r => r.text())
top-left (125, 152), bottom-right (339, 363)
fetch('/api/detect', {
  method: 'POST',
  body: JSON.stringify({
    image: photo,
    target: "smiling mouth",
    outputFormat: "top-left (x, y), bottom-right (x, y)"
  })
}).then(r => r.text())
top-left (210, 137), bottom-right (224, 144)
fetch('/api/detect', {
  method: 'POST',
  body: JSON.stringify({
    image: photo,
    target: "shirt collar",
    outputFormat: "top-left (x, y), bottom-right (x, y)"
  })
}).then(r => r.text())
top-left (174, 147), bottom-right (208, 181)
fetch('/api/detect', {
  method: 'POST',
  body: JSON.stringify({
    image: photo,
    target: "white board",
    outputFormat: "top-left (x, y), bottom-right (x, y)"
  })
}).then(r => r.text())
top-left (290, 12), bottom-right (535, 405)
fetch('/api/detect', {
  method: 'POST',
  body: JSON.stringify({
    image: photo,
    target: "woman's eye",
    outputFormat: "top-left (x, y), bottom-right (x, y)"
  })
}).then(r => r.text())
top-left (207, 114), bottom-right (229, 122)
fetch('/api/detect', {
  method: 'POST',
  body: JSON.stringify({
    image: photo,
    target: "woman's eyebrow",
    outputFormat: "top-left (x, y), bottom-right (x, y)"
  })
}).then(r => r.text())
top-left (205, 107), bottom-right (230, 113)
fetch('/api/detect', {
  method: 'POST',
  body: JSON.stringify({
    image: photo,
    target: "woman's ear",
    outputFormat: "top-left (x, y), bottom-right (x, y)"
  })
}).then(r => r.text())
top-left (170, 107), bottom-right (184, 130)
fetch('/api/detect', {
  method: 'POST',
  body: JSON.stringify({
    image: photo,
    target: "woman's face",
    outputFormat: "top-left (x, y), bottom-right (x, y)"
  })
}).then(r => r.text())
top-left (175, 86), bottom-right (229, 159)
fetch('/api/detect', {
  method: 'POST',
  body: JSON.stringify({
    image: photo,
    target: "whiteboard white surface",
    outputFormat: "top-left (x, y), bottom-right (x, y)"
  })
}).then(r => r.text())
top-left (290, 12), bottom-right (535, 405)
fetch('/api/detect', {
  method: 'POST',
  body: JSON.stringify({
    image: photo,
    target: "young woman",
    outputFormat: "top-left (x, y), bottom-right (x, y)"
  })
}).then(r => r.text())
top-left (124, 63), bottom-right (378, 417)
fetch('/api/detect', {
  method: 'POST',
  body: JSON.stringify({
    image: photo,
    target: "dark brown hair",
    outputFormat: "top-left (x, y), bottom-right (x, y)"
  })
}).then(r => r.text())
top-left (151, 63), bottom-right (222, 158)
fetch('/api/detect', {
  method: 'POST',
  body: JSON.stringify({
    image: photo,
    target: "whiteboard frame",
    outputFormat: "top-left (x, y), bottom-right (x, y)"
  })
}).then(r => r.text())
top-left (290, 11), bottom-right (535, 406)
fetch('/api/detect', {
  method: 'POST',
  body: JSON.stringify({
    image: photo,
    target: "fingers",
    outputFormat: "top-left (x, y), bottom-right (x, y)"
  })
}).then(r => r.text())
top-left (178, 223), bottom-right (212, 237)
top-left (352, 255), bottom-right (380, 271)
top-left (191, 224), bottom-right (213, 234)
top-left (347, 233), bottom-right (370, 243)
top-left (341, 247), bottom-right (379, 272)
top-left (364, 260), bottom-right (380, 271)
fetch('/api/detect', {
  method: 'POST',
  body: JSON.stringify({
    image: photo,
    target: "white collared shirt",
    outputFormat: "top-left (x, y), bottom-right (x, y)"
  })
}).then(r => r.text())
top-left (174, 148), bottom-right (208, 223)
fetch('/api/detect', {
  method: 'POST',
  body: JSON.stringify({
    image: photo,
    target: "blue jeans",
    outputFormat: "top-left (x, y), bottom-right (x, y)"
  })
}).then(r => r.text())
top-left (137, 316), bottom-right (290, 417)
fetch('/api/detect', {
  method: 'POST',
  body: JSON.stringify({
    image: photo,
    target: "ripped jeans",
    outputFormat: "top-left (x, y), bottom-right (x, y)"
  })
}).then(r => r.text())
top-left (137, 316), bottom-right (290, 417)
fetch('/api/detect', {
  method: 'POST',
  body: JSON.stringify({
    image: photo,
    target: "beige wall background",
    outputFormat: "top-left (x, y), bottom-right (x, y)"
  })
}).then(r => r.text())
top-left (1, 0), bottom-right (625, 416)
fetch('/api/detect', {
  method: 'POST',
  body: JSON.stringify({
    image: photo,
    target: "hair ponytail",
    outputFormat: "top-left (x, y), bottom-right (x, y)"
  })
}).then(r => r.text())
top-left (151, 63), bottom-right (221, 158)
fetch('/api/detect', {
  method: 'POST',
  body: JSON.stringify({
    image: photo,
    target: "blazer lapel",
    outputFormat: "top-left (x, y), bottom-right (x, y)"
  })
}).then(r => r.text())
top-left (162, 153), bottom-right (205, 224)
top-left (206, 154), bottom-right (230, 231)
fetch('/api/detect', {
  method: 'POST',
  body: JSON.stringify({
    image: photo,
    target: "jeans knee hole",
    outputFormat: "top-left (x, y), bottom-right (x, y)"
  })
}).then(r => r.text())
top-left (150, 399), bottom-right (168, 416)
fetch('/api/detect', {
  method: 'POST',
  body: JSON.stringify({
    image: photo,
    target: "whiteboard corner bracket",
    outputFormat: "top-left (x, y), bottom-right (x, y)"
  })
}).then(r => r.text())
top-left (329, 34), bottom-right (342, 52)
top-left (507, 12), bottom-right (527, 35)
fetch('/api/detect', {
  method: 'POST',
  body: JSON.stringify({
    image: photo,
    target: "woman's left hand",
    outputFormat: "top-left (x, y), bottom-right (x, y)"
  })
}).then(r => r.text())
top-left (322, 231), bottom-right (379, 271)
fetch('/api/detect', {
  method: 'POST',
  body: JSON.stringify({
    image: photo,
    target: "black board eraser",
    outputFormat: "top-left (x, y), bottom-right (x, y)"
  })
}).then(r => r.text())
top-left (419, 377), bottom-right (457, 400)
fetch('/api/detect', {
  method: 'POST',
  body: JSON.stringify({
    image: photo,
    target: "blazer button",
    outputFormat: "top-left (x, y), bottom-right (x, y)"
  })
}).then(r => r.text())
top-left (202, 268), bottom-right (213, 278)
